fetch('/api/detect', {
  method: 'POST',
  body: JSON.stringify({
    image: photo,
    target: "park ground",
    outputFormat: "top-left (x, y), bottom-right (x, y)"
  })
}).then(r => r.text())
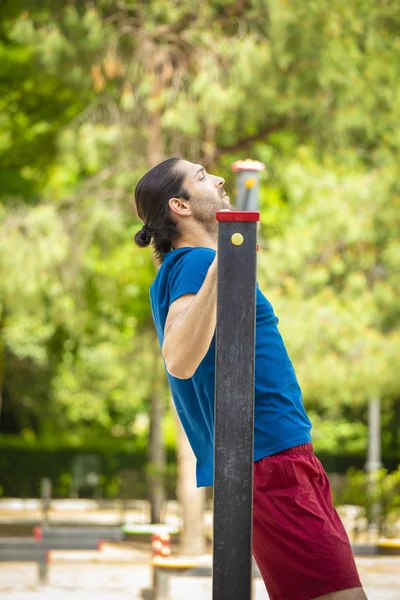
top-left (0, 501), bottom-right (399, 599)
top-left (0, 544), bottom-right (400, 599)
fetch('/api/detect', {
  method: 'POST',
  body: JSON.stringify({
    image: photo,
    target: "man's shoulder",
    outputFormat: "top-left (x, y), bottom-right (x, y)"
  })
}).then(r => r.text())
top-left (151, 247), bottom-right (215, 293)
top-left (165, 246), bottom-right (215, 272)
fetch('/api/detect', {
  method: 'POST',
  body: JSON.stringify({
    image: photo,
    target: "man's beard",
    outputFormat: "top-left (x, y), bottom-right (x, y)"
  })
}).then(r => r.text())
top-left (191, 195), bottom-right (223, 235)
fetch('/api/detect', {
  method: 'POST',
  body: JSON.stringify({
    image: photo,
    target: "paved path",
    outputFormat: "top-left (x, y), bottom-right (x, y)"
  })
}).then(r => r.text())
top-left (0, 556), bottom-right (400, 600)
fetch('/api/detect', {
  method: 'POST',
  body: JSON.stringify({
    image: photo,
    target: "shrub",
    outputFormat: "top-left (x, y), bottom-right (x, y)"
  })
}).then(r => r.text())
top-left (336, 466), bottom-right (400, 536)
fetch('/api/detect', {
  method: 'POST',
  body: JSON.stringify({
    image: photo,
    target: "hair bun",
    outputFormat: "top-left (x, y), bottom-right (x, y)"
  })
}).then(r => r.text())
top-left (134, 225), bottom-right (153, 248)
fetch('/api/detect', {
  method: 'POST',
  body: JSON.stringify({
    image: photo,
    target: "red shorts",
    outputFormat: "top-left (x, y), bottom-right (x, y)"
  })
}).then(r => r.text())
top-left (253, 443), bottom-right (362, 600)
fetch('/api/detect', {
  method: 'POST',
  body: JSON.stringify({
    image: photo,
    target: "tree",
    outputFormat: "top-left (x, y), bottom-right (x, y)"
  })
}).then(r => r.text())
top-left (256, 145), bottom-right (399, 455)
top-left (1, 0), bottom-right (399, 531)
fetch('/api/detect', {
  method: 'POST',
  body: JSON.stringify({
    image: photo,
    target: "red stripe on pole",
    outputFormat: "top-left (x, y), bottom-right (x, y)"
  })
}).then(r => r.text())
top-left (216, 211), bottom-right (260, 222)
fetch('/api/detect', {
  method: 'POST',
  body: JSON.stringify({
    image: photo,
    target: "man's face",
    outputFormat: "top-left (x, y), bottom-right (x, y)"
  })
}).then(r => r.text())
top-left (178, 160), bottom-right (235, 226)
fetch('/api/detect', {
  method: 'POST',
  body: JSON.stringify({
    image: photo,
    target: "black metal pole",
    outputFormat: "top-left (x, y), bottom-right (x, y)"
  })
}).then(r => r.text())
top-left (213, 210), bottom-right (259, 600)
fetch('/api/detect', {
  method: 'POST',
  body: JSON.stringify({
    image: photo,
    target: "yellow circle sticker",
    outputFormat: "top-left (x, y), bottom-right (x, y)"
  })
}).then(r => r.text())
top-left (231, 233), bottom-right (244, 246)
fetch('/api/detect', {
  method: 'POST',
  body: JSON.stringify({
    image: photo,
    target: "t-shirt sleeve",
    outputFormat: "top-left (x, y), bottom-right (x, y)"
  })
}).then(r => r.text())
top-left (169, 248), bottom-right (216, 305)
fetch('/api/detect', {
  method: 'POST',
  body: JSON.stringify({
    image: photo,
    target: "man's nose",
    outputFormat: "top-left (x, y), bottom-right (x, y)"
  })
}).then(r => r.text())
top-left (215, 176), bottom-right (225, 187)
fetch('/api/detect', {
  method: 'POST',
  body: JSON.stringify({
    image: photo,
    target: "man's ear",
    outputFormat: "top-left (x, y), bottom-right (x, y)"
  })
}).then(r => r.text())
top-left (169, 196), bottom-right (191, 217)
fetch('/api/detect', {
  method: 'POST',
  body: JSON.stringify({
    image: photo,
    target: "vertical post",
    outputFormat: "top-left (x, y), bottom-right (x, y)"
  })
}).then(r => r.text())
top-left (365, 397), bottom-right (382, 474)
top-left (231, 159), bottom-right (265, 211)
top-left (365, 397), bottom-right (382, 533)
top-left (152, 568), bottom-right (170, 600)
top-left (40, 478), bottom-right (52, 527)
top-left (38, 551), bottom-right (49, 584)
top-left (213, 210), bottom-right (260, 600)
top-left (151, 531), bottom-right (171, 600)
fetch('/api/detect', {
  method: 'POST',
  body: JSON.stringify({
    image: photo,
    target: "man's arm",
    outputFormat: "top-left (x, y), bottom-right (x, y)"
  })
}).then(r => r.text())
top-left (162, 256), bottom-right (217, 379)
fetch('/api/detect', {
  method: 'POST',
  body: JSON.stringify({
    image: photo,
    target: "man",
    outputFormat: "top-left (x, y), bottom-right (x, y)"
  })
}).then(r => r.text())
top-left (134, 157), bottom-right (367, 600)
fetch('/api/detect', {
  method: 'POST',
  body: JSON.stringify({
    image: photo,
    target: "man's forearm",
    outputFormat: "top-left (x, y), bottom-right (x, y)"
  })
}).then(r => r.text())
top-left (163, 259), bottom-right (217, 379)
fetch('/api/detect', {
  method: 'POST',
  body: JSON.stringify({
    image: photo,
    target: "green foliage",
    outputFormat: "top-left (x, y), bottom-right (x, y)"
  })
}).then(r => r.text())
top-left (336, 466), bottom-right (400, 534)
top-left (309, 411), bottom-right (368, 455)
top-left (257, 147), bottom-right (400, 413)
top-left (0, 193), bottom-right (160, 432)
top-left (0, 434), bottom-right (177, 499)
top-left (0, 8), bottom-right (96, 198)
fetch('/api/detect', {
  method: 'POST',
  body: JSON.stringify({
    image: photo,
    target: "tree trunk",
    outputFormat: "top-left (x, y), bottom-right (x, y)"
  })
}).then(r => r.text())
top-left (176, 413), bottom-right (205, 555)
top-left (148, 53), bottom-right (164, 168)
top-left (148, 106), bottom-right (163, 167)
top-left (148, 336), bottom-right (167, 524)
top-left (390, 397), bottom-right (400, 454)
top-left (148, 387), bottom-right (166, 523)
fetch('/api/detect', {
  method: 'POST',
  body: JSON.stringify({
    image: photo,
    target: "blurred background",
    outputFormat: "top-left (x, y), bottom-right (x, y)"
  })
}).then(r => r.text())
top-left (0, 0), bottom-right (399, 581)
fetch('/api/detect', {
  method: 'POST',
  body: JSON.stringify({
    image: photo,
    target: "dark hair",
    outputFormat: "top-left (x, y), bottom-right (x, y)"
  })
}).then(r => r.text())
top-left (134, 157), bottom-right (189, 263)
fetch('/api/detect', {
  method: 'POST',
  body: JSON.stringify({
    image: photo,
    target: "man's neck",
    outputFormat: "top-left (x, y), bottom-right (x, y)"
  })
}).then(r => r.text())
top-left (173, 232), bottom-right (217, 251)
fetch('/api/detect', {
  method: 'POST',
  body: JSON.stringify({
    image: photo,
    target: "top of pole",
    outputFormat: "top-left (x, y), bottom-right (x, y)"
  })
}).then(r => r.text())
top-left (231, 159), bottom-right (265, 172)
top-left (216, 210), bottom-right (260, 222)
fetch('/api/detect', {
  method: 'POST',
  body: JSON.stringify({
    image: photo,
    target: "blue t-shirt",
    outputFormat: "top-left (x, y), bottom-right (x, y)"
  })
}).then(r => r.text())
top-left (150, 247), bottom-right (312, 487)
